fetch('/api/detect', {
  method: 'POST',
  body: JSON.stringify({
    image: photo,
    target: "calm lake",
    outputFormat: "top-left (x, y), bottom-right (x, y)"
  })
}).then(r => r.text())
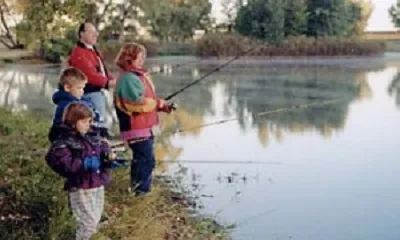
top-left (1, 54), bottom-right (400, 240)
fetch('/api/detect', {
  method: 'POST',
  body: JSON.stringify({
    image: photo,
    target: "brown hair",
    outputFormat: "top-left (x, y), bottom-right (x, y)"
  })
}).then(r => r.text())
top-left (62, 102), bottom-right (93, 127)
top-left (59, 67), bottom-right (87, 87)
top-left (115, 42), bottom-right (146, 70)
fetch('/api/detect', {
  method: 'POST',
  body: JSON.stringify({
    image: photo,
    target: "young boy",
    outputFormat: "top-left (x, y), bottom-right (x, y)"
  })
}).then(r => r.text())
top-left (48, 67), bottom-right (108, 142)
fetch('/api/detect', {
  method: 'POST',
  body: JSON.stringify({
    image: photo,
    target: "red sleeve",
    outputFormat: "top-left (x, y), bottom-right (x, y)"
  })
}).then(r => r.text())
top-left (68, 49), bottom-right (108, 88)
top-left (156, 98), bottom-right (170, 112)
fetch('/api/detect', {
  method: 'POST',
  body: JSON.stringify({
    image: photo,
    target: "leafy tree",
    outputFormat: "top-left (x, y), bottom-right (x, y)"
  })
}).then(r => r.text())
top-left (389, 0), bottom-right (400, 28)
top-left (307, 0), bottom-right (360, 37)
top-left (83, 0), bottom-right (114, 29)
top-left (94, 0), bottom-right (139, 42)
top-left (350, 0), bottom-right (373, 35)
top-left (139, 0), bottom-right (211, 42)
top-left (284, 0), bottom-right (308, 37)
top-left (17, 0), bottom-right (86, 56)
top-left (235, 0), bottom-right (286, 44)
top-left (220, 0), bottom-right (240, 32)
top-left (235, 0), bottom-right (371, 41)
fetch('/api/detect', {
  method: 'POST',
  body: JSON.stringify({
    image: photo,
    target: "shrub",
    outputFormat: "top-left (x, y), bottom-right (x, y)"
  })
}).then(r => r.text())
top-left (100, 39), bottom-right (158, 63)
top-left (195, 33), bottom-right (259, 57)
top-left (157, 42), bottom-right (195, 56)
top-left (43, 38), bottom-right (75, 63)
top-left (195, 33), bottom-right (386, 57)
top-left (42, 28), bottom-right (77, 63)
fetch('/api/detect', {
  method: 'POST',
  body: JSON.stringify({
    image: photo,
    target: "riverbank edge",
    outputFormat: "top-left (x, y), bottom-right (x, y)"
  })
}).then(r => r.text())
top-left (0, 39), bottom-right (393, 66)
top-left (0, 108), bottom-right (231, 240)
top-left (3, 52), bottom-right (399, 68)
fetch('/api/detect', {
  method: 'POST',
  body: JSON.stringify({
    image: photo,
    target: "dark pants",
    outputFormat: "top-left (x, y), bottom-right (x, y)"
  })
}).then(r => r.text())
top-left (129, 137), bottom-right (155, 194)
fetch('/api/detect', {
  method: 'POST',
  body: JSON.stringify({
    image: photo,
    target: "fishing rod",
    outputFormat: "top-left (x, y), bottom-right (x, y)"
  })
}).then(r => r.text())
top-left (164, 46), bottom-right (259, 101)
top-left (171, 98), bottom-right (349, 134)
top-left (110, 97), bottom-right (350, 148)
top-left (108, 158), bottom-right (281, 167)
top-left (158, 160), bottom-right (282, 165)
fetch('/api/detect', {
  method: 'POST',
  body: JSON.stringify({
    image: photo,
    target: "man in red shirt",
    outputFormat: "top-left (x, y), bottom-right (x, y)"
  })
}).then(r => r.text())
top-left (68, 22), bottom-right (116, 138)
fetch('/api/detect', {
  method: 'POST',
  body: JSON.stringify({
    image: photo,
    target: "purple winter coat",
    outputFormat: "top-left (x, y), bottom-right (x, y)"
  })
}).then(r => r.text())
top-left (45, 124), bottom-right (112, 191)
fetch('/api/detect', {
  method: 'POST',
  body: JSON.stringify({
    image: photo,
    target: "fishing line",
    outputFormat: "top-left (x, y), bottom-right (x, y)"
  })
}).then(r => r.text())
top-left (111, 97), bottom-right (350, 148)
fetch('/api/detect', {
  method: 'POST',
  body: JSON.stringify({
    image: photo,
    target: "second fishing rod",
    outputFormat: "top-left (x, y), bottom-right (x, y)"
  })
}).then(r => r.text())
top-left (110, 97), bottom-right (349, 149)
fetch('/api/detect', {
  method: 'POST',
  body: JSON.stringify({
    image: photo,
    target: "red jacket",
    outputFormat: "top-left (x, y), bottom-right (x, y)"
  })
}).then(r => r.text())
top-left (68, 41), bottom-right (113, 93)
top-left (114, 69), bottom-right (159, 132)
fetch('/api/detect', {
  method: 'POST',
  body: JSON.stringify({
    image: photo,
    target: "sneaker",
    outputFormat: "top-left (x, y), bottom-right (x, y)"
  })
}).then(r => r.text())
top-left (128, 187), bottom-right (150, 197)
top-left (134, 191), bottom-right (149, 197)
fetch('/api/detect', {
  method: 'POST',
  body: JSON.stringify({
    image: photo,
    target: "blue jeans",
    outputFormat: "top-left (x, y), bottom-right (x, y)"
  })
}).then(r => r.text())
top-left (129, 137), bottom-right (155, 194)
top-left (85, 91), bottom-right (107, 128)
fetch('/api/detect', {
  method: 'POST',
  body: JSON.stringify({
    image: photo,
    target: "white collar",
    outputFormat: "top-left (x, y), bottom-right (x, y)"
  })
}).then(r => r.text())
top-left (82, 41), bottom-right (94, 50)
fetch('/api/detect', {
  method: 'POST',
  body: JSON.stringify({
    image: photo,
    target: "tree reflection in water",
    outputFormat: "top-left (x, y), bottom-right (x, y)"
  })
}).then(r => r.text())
top-left (388, 70), bottom-right (400, 108)
top-left (0, 63), bottom-right (377, 167)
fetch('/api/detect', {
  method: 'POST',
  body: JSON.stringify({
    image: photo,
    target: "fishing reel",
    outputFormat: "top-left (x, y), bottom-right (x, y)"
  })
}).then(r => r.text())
top-left (101, 148), bottom-right (130, 169)
top-left (168, 102), bottom-right (178, 112)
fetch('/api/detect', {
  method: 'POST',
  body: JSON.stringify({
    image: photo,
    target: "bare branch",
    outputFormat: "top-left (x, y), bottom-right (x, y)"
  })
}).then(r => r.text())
top-left (0, 36), bottom-right (14, 48)
top-left (0, 2), bottom-right (17, 48)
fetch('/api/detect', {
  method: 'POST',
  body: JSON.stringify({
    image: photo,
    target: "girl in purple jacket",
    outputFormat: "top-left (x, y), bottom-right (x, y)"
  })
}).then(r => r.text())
top-left (45, 102), bottom-right (124, 240)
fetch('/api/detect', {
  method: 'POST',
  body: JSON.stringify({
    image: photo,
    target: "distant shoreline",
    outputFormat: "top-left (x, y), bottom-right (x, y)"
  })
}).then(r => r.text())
top-left (2, 52), bottom-right (400, 71)
top-left (145, 53), bottom-right (400, 70)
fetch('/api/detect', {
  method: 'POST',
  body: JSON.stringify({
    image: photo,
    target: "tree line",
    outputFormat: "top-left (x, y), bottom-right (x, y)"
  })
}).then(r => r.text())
top-left (0, 0), bottom-right (212, 50)
top-left (227, 0), bottom-right (373, 44)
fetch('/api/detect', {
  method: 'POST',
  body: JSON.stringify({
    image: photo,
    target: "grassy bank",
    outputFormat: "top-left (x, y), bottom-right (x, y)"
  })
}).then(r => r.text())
top-left (196, 33), bottom-right (386, 57)
top-left (0, 109), bottom-right (230, 240)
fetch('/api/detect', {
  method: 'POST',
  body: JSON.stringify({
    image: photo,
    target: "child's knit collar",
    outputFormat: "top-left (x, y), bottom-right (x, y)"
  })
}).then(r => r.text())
top-left (122, 65), bottom-right (148, 76)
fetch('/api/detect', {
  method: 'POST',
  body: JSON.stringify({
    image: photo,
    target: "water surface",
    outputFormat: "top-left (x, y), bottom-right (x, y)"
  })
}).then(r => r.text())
top-left (1, 55), bottom-right (400, 240)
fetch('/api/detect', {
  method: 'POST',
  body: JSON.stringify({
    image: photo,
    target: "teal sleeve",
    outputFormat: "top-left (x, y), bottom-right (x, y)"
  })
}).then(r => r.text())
top-left (116, 73), bottom-right (145, 103)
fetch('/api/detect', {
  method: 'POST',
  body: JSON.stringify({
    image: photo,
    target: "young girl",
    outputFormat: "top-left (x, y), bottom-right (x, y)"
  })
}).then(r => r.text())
top-left (113, 42), bottom-right (176, 196)
top-left (45, 102), bottom-right (122, 239)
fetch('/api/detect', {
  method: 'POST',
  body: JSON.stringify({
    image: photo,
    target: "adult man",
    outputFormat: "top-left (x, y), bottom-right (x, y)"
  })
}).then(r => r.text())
top-left (68, 22), bottom-right (115, 138)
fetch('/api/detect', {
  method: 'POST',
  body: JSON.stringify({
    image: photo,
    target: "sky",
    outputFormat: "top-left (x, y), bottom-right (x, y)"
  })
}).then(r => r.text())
top-left (367, 0), bottom-right (397, 31)
top-left (210, 0), bottom-right (398, 32)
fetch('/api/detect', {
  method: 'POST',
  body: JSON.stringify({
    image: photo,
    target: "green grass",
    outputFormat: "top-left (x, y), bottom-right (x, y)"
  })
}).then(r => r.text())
top-left (0, 108), bottom-right (231, 240)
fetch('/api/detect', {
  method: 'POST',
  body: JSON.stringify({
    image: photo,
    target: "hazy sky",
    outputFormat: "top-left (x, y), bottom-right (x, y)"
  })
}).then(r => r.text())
top-left (367, 0), bottom-right (397, 31)
top-left (211, 0), bottom-right (398, 32)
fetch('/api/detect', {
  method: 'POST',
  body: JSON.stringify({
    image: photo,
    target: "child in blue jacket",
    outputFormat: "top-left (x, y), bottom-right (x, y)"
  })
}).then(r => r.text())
top-left (48, 67), bottom-right (108, 142)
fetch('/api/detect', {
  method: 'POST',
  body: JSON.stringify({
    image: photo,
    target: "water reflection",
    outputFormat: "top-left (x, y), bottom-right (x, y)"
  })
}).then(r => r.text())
top-left (0, 63), bottom-right (376, 152)
top-left (388, 70), bottom-right (400, 108)
top-left (0, 64), bottom-right (210, 172)
top-left (0, 65), bottom-right (122, 127)
top-left (171, 65), bottom-right (400, 240)
top-left (152, 72), bottom-right (216, 116)
top-left (218, 68), bottom-right (372, 145)
top-left (2, 59), bottom-right (400, 240)
top-left (0, 65), bottom-right (58, 115)
top-left (153, 66), bottom-right (373, 149)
